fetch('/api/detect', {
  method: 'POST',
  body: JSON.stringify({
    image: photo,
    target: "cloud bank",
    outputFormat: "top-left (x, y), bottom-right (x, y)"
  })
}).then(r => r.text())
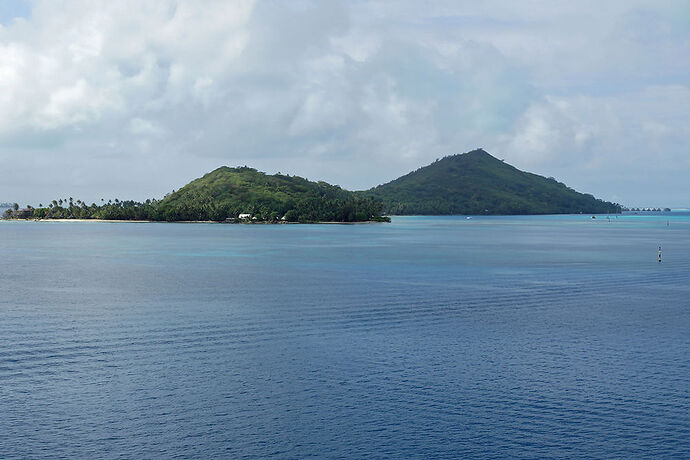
top-left (0, 0), bottom-right (688, 206)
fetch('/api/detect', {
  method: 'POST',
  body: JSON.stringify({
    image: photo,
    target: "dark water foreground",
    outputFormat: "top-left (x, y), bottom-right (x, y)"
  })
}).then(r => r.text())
top-left (0, 215), bottom-right (688, 458)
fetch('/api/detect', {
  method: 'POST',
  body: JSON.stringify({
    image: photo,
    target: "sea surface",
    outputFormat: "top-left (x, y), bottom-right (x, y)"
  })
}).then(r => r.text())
top-left (0, 215), bottom-right (688, 459)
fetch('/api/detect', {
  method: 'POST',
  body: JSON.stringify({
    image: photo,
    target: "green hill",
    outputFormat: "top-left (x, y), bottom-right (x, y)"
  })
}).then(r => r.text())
top-left (362, 149), bottom-right (621, 215)
top-left (155, 166), bottom-right (386, 222)
top-left (15, 149), bottom-right (621, 222)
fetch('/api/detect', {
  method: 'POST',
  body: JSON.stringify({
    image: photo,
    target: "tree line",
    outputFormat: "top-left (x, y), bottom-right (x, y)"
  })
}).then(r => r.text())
top-left (2, 195), bottom-right (389, 223)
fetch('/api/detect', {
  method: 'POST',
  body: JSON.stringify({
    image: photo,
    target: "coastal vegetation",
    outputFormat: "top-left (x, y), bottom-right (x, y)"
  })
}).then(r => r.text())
top-left (361, 149), bottom-right (622, 215)
top-left (4, 168), bottom-right (388, 223)
top-left (154, 167), bottom-right (387, 222)
top-left (3, 149), bottom-right (624, 222)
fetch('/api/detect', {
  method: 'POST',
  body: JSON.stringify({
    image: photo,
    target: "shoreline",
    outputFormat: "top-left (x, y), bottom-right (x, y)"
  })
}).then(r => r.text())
top-left (1, 218), bottom-right (388, 225)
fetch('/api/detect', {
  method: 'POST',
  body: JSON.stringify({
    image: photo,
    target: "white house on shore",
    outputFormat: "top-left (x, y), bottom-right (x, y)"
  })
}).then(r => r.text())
top-left (238, 213), bottom-right (251, 219)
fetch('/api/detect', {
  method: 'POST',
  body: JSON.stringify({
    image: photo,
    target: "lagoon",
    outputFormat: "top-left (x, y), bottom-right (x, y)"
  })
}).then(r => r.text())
top-left (0, 215), bottom-right (689, 458)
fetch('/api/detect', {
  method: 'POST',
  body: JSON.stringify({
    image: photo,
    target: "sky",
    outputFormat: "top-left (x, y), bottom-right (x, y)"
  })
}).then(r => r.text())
top-left (0, 0), bottom-right (688, 207)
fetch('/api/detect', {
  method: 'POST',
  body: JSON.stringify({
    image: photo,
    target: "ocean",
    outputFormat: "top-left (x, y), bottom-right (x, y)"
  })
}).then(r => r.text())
top-left (1, 215), bottom-right (688, 458)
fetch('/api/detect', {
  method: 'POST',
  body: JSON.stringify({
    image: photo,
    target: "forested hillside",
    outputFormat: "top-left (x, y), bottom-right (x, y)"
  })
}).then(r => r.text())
top-left (15, 167), bottom-right (387, 223)
top-left (362, 149), bottom-right (621, 215)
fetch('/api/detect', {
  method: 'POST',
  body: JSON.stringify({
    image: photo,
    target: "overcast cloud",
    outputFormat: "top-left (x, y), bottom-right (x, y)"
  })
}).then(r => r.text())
top-left (0, 0), bottom-right (688, 206)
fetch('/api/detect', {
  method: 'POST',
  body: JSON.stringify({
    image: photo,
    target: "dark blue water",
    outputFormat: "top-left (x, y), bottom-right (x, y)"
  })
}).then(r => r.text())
top-left (1, 215), bottom-right (688, 458)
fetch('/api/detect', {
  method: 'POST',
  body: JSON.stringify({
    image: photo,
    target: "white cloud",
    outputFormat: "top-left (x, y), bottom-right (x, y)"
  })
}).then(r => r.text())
top-left (129, 117), bottom-right (165, 136)
top-left (497, 85), bottom-right (690, 205)
top-left (0, 0), bottom-right (688, 207)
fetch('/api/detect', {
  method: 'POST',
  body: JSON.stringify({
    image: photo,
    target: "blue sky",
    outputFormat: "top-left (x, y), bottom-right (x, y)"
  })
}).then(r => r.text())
top-left (0, 0), bottom-right (29, 25)
top-left (0, 0), bottom-right (688, 207)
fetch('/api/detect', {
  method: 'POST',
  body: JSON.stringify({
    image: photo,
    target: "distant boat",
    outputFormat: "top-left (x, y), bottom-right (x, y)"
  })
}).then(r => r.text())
top-left (591, 216), bottom-right (596, 219)
top-left (466, 216), bottom-right (472, 220)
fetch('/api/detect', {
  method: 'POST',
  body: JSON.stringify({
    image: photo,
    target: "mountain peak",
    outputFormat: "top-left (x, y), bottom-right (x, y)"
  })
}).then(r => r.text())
top-left (365, 149), bottom-right (620, 215)
top-left (464, 148), bottom-right (490, 156)
top-left (437, 148), bottom-right (504, 166)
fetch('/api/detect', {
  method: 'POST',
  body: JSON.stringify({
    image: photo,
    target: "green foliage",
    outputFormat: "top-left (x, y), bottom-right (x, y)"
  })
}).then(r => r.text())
top-left (15, 166), bottom-right (387, 223)
top-left (155, 167), bottom-right (386, 222)
top-left (20, 200), bottom-right (160, 221)
top-left (360, 149), bottom-right (622, 215)
top-left (6, 150), bottom-right (620, 222)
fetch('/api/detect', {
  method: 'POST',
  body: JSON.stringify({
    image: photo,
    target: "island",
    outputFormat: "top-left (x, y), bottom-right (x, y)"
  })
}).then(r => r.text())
top-left (3, 148), bottom-right (622, 223)
top-left (3, 167), bottom-right (389, 223)
top-left (359, 149), bottom-right (621, 215)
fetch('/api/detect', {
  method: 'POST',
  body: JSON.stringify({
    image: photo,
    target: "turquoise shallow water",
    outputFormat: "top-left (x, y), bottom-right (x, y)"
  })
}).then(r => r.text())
top-left (0, 214), bottom-right (689, 458)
